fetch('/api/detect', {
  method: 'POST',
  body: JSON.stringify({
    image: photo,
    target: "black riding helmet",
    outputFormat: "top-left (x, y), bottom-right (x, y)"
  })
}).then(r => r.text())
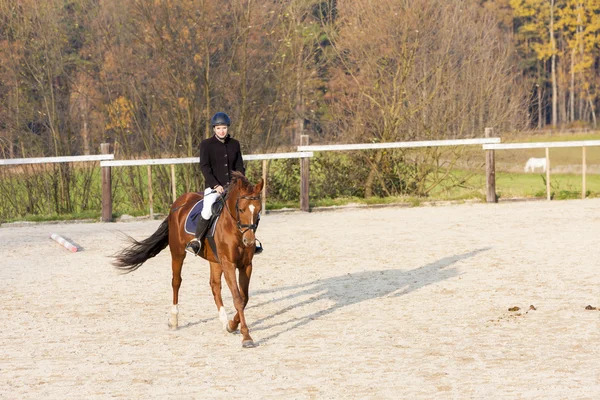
top-left (211, 112), bottom-right (231, 127)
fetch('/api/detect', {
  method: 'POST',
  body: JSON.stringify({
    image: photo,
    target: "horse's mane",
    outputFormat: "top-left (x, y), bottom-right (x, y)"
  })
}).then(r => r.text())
top-left (229, 171), bottom-right (254, 194)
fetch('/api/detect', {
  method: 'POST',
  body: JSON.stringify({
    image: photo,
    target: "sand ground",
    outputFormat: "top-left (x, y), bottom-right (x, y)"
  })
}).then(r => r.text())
top-left (1, 199), bottom-right (599, 399)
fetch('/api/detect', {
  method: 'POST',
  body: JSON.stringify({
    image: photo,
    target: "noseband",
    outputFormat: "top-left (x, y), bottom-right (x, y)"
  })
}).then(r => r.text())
top-left (234, 195), bottom-right (261, 234)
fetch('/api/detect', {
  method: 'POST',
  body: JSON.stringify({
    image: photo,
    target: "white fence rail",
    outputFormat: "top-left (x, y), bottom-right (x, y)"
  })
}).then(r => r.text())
top-left (298, 135), bottom-right (502, 204)
top-left (483, 140), bottom-right (600, 201)
top-left (100, 151), bottom-right (314, 220)
top-left (298, 137), bottom-right (501, 152)
top-left (0, 154), bottom-right (114, 166)
top-left (99, 152), bottom-right (313, 167)
top-left (8, 135), bottom-right (597, 220)
top-left (482, 140), bottom-right (600, 150)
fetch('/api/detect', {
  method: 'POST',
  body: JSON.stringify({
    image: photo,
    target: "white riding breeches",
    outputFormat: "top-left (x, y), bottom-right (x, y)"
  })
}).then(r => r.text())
top-left (201, 188), bottom-right (219, 220)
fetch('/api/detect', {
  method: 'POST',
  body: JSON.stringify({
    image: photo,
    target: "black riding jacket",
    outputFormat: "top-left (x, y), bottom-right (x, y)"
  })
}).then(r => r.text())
top-left (199, 135), bottom-right (245, 190)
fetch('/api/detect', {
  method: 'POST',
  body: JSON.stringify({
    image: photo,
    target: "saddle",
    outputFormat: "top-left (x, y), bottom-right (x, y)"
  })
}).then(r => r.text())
top-left (184, 196), bottom-right (225, 259)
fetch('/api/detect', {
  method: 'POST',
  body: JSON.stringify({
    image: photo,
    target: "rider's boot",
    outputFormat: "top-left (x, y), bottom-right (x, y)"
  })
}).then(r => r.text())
top-left (185, 216), bottom-right (211, 256)
top-left (254, 239), bottom-right (263, 255)
top-left (254, 215), bottom-right (263, 255)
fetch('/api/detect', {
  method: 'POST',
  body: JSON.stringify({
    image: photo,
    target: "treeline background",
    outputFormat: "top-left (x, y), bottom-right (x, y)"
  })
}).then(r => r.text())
top-left (1, 0), bottom-right (600, 218)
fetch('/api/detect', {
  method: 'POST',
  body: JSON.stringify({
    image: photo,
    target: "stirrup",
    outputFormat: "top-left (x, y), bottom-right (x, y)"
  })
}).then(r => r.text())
top-left (254, 239), bottom-right (263, 255)
top-left (185, 238), bottom-right (201, 256)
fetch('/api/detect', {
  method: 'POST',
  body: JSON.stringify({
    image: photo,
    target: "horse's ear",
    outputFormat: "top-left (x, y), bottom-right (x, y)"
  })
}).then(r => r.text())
top-left (255, 178), bottom-right (264, 193)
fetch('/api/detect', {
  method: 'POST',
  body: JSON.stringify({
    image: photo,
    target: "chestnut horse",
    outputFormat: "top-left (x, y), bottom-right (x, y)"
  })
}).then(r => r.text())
top-left (113, 171), bottom-right (264, 348)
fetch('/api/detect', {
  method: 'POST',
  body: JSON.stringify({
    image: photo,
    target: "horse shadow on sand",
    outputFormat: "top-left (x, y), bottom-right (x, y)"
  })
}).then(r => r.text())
top-left (248, 248), bottom-right (490, 345)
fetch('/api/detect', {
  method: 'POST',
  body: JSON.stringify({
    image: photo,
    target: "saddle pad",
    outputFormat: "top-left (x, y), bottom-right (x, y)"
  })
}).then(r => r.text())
top-left (184, 200), bottom-right (219, 237)
top-left (184, 200), bottom-right (203, 235)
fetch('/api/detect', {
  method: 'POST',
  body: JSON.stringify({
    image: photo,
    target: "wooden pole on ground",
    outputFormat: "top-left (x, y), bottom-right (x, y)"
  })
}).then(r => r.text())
top-left (261, 159), bottom-right (267, 213)
top-left (147, 165), bottom-right (154, 218)
top-left (300, 134), bottom-right (310, 212)
top-left (545, 147), bottom-right (551, 201)
top-left (101, 143), bottom-right (112, 222)
top-left (485, 127), bottom-right (497, 203)
top-left (582, 147), bottom-right (587, 199)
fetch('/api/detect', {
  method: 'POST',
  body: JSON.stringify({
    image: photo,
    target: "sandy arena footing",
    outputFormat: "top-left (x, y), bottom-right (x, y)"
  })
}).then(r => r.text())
top-left (1, 199), bottom-right (599, 398)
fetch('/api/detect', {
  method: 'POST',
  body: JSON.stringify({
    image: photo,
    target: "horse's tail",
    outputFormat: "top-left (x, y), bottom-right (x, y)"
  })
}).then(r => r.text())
top-left (113, 218), bottom-right (170, 273)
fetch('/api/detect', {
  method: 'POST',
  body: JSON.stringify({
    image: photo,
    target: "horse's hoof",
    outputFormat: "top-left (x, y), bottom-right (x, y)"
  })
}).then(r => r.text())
top-left (226, 321), bottom-right (237, 333)
top-left (242, 340), bottom-right (257, 348)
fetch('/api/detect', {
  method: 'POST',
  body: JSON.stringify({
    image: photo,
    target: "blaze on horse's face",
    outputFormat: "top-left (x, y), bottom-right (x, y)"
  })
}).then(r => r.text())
top-left (235, 180), bottom-right (264, 248)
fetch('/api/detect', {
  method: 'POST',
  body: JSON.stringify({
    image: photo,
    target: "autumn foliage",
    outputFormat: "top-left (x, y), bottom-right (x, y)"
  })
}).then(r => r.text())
top-left (1, 1), bottom-right (599, 217)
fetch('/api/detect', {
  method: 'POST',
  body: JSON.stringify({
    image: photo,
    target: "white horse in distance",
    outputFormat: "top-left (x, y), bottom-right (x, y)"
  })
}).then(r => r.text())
top-left (524, 157), bottom-right (547, 173)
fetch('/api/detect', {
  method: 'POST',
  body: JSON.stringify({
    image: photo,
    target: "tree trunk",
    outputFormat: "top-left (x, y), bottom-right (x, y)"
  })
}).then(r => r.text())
top-left (537, 83), bottom-right (542, 129)
top-left (570, 48), bottom-right (575, 123)
top-left (365, 150), bottom-right (384, 198)
top-left (550, 0), bottom-right (557, 127)
top-left (12, 80), bottom-right (18, 158)
top-left (577, 12), bottom-right (585, 123)
top-left (587, 90), bottom-right (597, 128)
top-left (82, 117), bottom-right (90, 155)
top-left (236, 2), bottom-right (250, 143)
top-left (203, 29), bottom-right (212, 141)
top-left (204, 62), bottom-right (211, 140)
top-left (295, 41), bottom-right (304, 146)
top-left (294, 39), bottom-right (304, 143)
top-left (537, 61), bottom-right (543, 129)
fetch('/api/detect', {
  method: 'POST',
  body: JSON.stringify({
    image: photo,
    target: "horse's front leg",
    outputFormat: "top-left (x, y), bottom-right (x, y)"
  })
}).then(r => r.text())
top-left (229, 263), bottom-right (252, 334)
top-left (222, 261), bottom-right (255, 348)
top-left (209, 261), bottom-right (229, 330)
top-left (169, 252), bottom-right (185, 330)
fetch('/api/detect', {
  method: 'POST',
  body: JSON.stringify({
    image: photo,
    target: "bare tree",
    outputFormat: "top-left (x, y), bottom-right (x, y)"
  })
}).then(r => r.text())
top-left (326, 0), bottom-right (527, 196)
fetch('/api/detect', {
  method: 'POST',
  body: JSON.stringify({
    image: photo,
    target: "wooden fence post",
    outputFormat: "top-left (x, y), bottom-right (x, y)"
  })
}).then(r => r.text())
top-left (300, 134), bottom-right (310, 212)
top-left (171, 164), bottom-right (177, 202)
top-left (262, 159), bottom-right (267, 213)
top-left (485, 127), bottom-right (497, 203)
top-left (147, 165), bottom-right (154, 219)
top-left (582, 147), bottom-right (587, 199)
top-left (101, 143), bottom-right (113, 222)
top-left (545, 147), bottom-right (551, 201)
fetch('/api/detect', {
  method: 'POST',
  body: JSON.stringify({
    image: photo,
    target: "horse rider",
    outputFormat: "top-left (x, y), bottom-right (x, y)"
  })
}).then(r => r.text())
top-left (185, 111), bottom-right (262, 256)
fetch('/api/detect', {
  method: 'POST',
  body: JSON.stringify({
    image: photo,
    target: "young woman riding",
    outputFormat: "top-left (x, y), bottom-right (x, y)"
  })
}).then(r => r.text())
top-left (185, 112), bottom-right (262, 256)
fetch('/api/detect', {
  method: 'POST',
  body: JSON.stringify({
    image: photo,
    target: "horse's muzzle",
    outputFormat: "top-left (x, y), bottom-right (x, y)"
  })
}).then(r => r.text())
top-left (242, 231), bottom-right (255, 247)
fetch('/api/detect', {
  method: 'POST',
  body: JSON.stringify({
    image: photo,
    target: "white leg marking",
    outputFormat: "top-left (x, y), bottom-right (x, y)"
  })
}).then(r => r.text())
top-left (168, 304), bottom-right (179, 330)
top-left (219, 306), bottom-right (229, 329)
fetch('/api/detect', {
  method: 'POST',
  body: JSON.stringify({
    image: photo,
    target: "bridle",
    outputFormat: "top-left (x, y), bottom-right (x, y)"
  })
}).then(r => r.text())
top-left (222, 191), bottom-right (261, 235)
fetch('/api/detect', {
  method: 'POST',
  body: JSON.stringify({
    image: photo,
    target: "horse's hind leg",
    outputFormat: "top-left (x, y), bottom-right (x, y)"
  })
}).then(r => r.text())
top-left (169, 253), bottom-right (185, 330)
top-left (209, 261), bottom-right (229, 330)
top-left (222, 262), bottom-right (255, 348)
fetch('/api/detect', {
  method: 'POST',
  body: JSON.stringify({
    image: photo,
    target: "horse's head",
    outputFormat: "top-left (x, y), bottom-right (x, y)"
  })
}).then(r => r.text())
top-left (226, 171), bottom-right (264, 249)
